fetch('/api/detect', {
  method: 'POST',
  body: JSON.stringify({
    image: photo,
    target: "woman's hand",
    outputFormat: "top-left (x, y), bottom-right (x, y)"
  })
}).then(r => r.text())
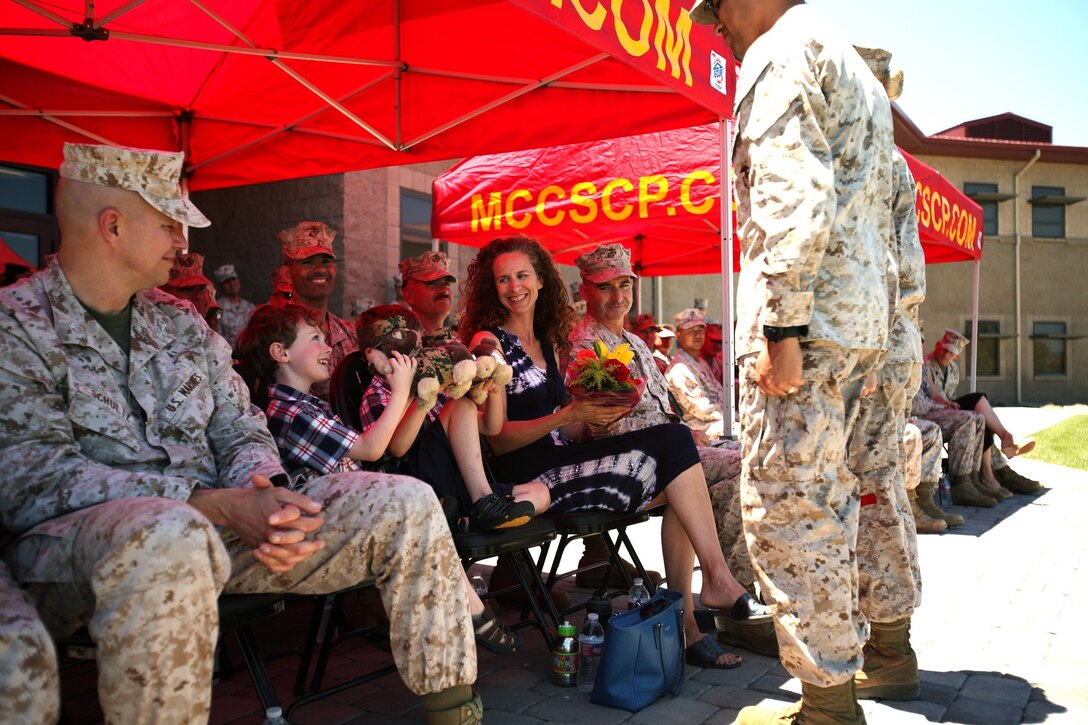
top-left (566, 397), bottom-right (631, 427)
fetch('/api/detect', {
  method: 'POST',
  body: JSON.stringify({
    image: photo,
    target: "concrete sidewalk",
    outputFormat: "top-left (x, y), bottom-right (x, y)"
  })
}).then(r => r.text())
top-left (181, 405), bottom-right (1085, 723)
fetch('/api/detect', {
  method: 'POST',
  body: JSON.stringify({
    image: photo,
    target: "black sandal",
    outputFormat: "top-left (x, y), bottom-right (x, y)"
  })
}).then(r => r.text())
top-left (694, 593), bottom-right (773, 632)
top-left (473, 605), bottom-right (521, 655)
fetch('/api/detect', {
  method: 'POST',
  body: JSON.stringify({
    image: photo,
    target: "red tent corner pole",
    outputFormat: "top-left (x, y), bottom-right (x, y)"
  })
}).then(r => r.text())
top-left (720, 117), bottom-right (735, 438)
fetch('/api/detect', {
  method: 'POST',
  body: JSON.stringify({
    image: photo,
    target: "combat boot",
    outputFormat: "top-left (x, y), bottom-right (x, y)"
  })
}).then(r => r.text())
top-left (916, 480), bottom-right (963, 527)
top-left (907, 489), bottom-right (947, 533)
top-left (854, 618), bottom-right (920, 700)
top-left (423, 691), bottom-right (483, 725)
top-left (975, 471), bottom-right (1013, 500)
top-left (950, 474), bottom-right (997, 507)
top-left (735, 680), bottom-right (866, 724)
top-left (994, 465), bottom-right (1044, 494)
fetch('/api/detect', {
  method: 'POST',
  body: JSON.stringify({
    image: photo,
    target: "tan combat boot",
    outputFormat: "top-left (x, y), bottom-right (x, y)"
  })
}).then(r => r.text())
top-left (423, 692), bottom-right (483, 725)
top-left (916, 480), bottom-right (964, 527)
top-left (975, 469), bottom-right (1013, 500)
top-left (735, 680), bottom-right (866, 724)
top-left (950, 473), bottom-right (997, 507)
top-left (993, 465), bottom-right (1044, 494)
top-left (907, 489), bottom-right (947, 533)
top-left (855, 618), bottom-right (920, 700)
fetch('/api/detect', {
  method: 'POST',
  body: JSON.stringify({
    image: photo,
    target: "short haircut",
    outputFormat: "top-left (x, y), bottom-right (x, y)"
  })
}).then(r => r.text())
top-left (236, 303), bottom-right (318, 381)
top-left (355, 304), bottom-right (422, 350)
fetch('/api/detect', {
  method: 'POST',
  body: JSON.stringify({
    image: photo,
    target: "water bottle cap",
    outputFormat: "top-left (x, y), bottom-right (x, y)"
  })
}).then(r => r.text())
top-left (266, 707), bottom-right (283, 718)
top-left (633, 578), bottom-right (643, 585)
top-left (587, 613), bottom-right (599, 621)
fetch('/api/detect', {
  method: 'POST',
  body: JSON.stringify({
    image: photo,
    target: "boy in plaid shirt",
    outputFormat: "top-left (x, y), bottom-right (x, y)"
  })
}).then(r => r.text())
top-left (356, 305), bottom-right (550, 530)
top-left (238, 303), bottom-right (523, 656)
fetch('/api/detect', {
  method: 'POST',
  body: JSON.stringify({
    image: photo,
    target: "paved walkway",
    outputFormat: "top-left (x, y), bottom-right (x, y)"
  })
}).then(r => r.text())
top-left (60, 407), bottom-right (1088, 723)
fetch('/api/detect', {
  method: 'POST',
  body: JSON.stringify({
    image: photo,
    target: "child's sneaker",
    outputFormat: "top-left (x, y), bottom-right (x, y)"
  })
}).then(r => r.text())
top-left (470, 493), bottom-right (535, 530)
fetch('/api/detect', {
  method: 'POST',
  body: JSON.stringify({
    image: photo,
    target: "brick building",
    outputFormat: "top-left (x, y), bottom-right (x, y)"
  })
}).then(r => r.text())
top-left (2, 108), bottom-right (1085, 404)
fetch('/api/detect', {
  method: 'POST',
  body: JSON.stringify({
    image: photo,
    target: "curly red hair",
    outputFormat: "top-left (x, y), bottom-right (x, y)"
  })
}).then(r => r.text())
top-left (457, 237), bottom-right (576, 360)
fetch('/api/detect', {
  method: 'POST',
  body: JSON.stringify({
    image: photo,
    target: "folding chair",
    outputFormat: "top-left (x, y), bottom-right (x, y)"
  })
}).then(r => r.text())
top-left (56, 593), bottom-right (286, 716)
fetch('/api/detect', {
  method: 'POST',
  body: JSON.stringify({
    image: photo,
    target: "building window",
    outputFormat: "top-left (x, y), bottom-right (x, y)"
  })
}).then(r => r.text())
top-left (1031, 186), bottom-right (1065, 239)
top-left (399, 189), bottom-right (446, 263)
top-left (1032, 321), bottom-right (1068, 377)
top-left (0, 164), bottom-right (57, 270)
top-left (964, 319), bottom-right (1001, 378)
top-left (963, 183), bottom-right (999, 236)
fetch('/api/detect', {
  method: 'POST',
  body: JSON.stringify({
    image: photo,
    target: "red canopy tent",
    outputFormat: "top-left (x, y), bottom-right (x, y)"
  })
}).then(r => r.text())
top-left (433, 123), bottom-right (983, 270)
top-left (0, 0), bottom-right (733, 189)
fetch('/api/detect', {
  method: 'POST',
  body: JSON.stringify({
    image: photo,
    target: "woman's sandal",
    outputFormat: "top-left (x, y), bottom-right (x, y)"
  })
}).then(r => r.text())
top-left (473, 605), bottom-right (521, 655)
top-left (694, 592), bottom-right (773, 633)
top-left (686, 635), bottom-right (742, 670)
top-left (1002, 440), bottom-right (1036, 459)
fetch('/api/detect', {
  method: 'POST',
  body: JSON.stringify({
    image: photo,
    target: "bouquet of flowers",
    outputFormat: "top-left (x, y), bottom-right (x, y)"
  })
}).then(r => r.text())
top-left (565, 339), bottom-right (646, 407)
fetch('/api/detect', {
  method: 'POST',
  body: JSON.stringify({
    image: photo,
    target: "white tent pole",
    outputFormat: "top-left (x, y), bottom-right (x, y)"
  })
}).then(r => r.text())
top-left (720, 117), bottom-right (734, 439)
top-left (970, 234), bottom-right (981, 393)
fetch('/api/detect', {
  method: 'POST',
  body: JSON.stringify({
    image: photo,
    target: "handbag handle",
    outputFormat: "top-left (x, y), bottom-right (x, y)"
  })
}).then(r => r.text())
top-left (671, 607), bottom-right (686, 695)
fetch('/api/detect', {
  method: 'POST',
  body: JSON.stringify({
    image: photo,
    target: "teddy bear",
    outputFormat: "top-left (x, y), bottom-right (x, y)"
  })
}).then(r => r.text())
top-left (466, 337), bottom-right (513, 404)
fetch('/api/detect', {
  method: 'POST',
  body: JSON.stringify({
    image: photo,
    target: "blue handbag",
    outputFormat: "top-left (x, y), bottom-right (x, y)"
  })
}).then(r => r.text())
top-left (590, 587), bottom-right (686, 711)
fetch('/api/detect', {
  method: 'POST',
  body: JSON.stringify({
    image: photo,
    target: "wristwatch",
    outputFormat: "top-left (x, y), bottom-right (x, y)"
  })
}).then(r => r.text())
top-left (763, 325), bottom-right (808, 343)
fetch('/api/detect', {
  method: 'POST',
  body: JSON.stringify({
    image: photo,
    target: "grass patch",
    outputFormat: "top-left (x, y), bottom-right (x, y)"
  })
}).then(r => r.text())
top-left (1022, 414), bottom-right (1088, 471)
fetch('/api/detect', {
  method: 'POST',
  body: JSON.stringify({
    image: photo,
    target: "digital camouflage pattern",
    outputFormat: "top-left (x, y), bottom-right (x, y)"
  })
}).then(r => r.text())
top-left (0, 260), bottom-right (475, 719)
top-left (574, 243), bottom-right (636, 284)
top-left (738, 338), bottom-right (883, 689)
top-left (672, 306), bottom-right (706, 331)
top-left (849, 362), bottom-right (920, 624)
top-left (400, 250), bottom-right (457, 284)
top-left (59, 142), bottom-right (210, 228)
top-left (907, 417), bottom-right (944, 488)
top-left (278, 221), bottom-right (336, 262)
top-left (569, 315), bottom-right (753, 585)
top-left (912, 373), bottom-right (985, 476)
top-left (665, 349), bottom-right (726, 439)
top-left (731, 5), bottom-right (895, 359)
top-left (887, 150), bottom-right (927, 365)
top-left (0, 562), bottom-right (59, 725)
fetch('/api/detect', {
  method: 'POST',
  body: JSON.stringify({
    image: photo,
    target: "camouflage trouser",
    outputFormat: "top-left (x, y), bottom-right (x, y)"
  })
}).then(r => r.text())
top-left (916, 407), bottom-right (985, 475)
top-left (907, 417), bottom-right (944, 487)
top-left (0, 562), bottom-right (59, 725)
top-left (4, 474), bottom-right (474, 723)
top-left (704, 441), bottom-right (753, 587)
top-left (739, 341), bottom-right (883, 687)
top-left (849, 362), bottom-right (920, 624)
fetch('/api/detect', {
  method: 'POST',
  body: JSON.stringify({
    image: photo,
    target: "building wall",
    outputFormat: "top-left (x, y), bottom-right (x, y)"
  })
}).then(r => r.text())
top-left (189, 174), bottom-right (346, 315)
top-left (917, 154), bottom-right (1087, 405)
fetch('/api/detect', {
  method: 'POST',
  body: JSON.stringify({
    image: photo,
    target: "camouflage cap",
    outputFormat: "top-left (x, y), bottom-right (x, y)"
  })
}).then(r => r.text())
top-left (575, 243), bottom-right (637, 284)
top-left (213, 264), bottom-right (239, 283)
top-left (59, 142), bottom-right (210, 228)
top-left (937, 328), bottom-right (969, 356)
top-left (399, 250), bottom-right (456, 285)
top-left (674, 307), bottom-right (707, 331)
top-left (688, 0), bottom-right (717, 25)
top-left (166, 252), bottom-right (213, 288)
top-left (278, 221), bottom-right (337, 262)
top-left (854, 46), bottom-right (903, 101)
top-left (632, 312), bottom-right (659, 332)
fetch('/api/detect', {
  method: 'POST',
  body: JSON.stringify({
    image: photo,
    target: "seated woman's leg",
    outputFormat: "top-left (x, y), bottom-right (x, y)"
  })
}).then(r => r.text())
top-left (957, 393), bottom-right (1034, 458)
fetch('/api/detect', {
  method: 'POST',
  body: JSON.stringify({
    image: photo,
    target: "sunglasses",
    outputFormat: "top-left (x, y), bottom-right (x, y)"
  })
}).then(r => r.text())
top-left (638, 596), bottom-right (670, 620)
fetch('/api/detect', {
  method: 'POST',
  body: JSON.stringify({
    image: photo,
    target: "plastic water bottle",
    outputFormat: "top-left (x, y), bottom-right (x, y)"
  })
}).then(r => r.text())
top-left (626, 577), bottom-right (651, 611)
top-left (262, 706), bottom-right (289, 725)
top-left (551, 621), bottom-right (578, 687)
top-left (939, 474), bottom-right (952, 505)
top-left (577, 613), bottom-right (605, 692)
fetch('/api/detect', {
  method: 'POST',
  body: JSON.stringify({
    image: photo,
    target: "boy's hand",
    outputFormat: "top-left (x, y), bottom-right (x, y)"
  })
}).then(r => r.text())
top-left (386, 350), bottom-right (418, 398)
top-left (475, 379), bottom-right (499, 407)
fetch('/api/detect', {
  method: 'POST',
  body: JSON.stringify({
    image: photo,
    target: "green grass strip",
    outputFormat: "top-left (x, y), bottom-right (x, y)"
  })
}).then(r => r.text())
top-left (1022, 414), bottom-right (1088, 471)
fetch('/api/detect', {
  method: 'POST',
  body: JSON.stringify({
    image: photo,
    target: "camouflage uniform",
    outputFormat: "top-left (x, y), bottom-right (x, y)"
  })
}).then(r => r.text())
top-left (664, 348), bottom-right (726, 439)
top-left (924, 355), bottom-right (1013, 474)
top-left (569, 315), bottom-right (752, 585)
top-left (905, 418), bottom-right (944, 490)
top-left (850, 149), bottom-right (927, 624)
top-left (0, 261), bottom-right (474, 722)
top-left (912, 378), bottom-right (985, 475)
top-left (733, 5), bottom-right (895, 687)
top-left (0, 562), bottom-right (59, 725)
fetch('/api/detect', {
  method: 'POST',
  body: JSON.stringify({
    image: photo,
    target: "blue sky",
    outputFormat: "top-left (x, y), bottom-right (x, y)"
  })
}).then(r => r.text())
top-left (809, 0), bottom-right (1088, 147)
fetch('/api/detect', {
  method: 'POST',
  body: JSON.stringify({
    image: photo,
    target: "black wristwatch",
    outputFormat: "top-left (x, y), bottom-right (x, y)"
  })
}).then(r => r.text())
top-left (763, 325), bottom-right (808, 343)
